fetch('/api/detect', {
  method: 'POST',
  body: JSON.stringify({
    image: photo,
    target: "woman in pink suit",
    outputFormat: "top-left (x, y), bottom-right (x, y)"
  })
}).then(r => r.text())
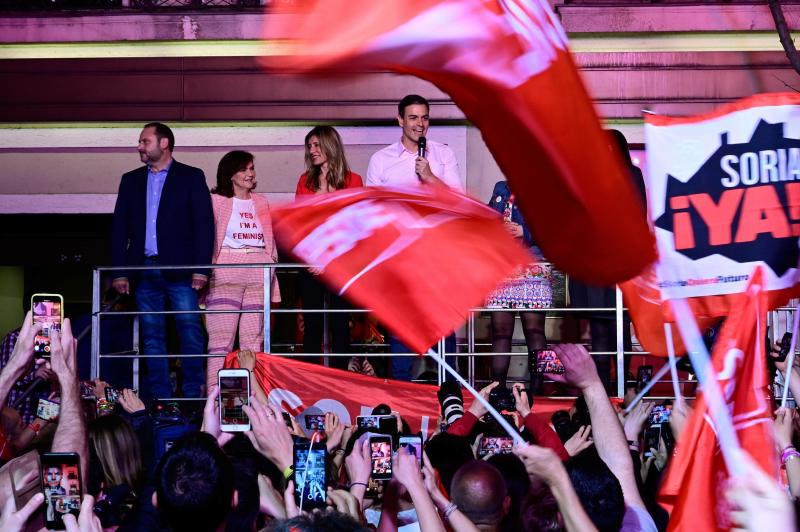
top-left (205, 151), bottom-right (281, 391)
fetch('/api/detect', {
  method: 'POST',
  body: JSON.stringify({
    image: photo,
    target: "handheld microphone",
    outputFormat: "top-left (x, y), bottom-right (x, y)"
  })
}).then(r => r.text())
top-left (418, 136), bottom-right (427, 159)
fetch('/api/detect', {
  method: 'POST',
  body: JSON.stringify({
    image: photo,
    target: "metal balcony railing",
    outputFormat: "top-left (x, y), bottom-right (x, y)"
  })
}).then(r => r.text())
top-left (91, 262), bottom-right (798, 401)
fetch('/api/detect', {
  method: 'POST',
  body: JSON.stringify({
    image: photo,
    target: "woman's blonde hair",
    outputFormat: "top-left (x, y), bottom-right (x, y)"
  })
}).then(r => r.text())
top-left (303, 126), bottom-right (351, 192)
top-left (89, 414), bottom-right (143, 490)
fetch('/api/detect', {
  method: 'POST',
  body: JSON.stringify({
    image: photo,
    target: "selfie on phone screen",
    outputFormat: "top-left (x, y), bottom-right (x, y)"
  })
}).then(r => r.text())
top-left (41, 453), bottom-right (81, 529)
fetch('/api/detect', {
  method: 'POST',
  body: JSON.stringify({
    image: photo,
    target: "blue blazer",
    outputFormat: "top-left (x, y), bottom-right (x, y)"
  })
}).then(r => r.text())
top-left (487, 180), bottom-right (540, 256)
top-left (111, 160), bottom-right (214, 281)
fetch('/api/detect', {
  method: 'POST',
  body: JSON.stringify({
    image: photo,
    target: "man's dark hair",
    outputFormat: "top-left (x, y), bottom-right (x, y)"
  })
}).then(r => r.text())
top-left (397, 94), bottom-right (429, 117)
top-left (450, 460), bottom-right (508, 527)
top-left (566, 450), bottom-right (625, 532)
top-left (155, 432), bottom-right (234, 532)
top-left (144, 122), bottom-right (175, 151)
top-left (266, 511), bottom-right (370, 531)
top-left (424, 432), bottom-right (475, 492)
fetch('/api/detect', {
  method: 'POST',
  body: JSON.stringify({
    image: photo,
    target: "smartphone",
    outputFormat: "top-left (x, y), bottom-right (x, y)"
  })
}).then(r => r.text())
top-left (304, 414), bottom-right (325, 431)
top-left (218, 369), bottom-right (250, 432)
top-left (31, 294), bottom-right (64, 358)
top-left (636, 365), bottom-right (654, 392)
top-left (36, 398), bottom-right (60, 421)
top-left (40, 452), bottom-right (82, 530)
top-left (648, 405), bottom-right (672, 425)
top-left (369, 435), bottom-right (393, 480)
top-left (398, 435), bottom-right (423, 468)
top-left (776, 332), bottom-right (793, 363)
top-left (477, 436), bottom-right (515, 458)
top-left (534, 350), bottom-right (565, 375)
top-left (293, 442), bottom-right (327, 510)
top-left (104, 388), bottom-right (120, 404)
top-left (282, 412), bottom-right (294, 429)
top-left (643, 425), bottom-right (662, 458)
top-left (356, 415), bottom-right (393, 430)
top-left (364, 478), bottom-right (382, 499)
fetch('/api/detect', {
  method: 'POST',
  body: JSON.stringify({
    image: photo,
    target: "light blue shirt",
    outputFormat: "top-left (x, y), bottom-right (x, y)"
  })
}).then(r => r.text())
top-left (144, 161), bottom-right (171, 257)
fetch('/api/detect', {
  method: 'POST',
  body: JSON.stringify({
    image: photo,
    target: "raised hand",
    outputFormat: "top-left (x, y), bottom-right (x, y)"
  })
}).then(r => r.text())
top-left (242, 395), bottom-right (293, 471)
top-left (564, 425), bottom-right (593, 457)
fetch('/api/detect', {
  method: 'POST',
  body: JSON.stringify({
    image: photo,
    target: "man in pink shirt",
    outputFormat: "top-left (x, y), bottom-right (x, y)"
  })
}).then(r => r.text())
top-left (366, 94), bottom-right (463, 192)
top-left (366, 94), bottom-right (462, 380)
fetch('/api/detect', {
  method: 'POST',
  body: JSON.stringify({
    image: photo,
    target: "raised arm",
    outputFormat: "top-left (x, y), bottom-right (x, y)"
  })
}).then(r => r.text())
top-left (0, 312), bottom-right (40, 406)
top-left (551, 344), bottom-right (645, 508)
top-left (50, 319), bottom-right (89, 485)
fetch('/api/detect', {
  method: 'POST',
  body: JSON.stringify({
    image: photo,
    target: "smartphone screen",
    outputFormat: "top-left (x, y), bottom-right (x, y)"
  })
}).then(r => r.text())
top-left (357, 415), bottom-right (393, 429)
top-left (105, 388), bottom-right (120, 404)
top-left (477, 436), bottom-right (514, 458)
top-left (648, 405), bottom-right (672, 425)
top-left (398, 435), bottom-right (422, 468)
top-left (636, 365), bottom-right (654, 392)
top-left (304, 414), bottom-right (325, 431)
top-left (293, 443), bottom-right (327, 510)
top-left (40, 452), bottom-right (82, 530)
top-left (364, 478), bottom-right (382, 499)
top-left (32, 294), bottom-right (63, 357)
top-left (37, 398), bottom-right (60, 421)
top-left (369, 435), bottom-right (393, 480)
top-left (535, 350), bottom-right (565, 374)
top-left (219, 370), bottom-right (250, 432)
top-left (643, 426), bottom-right (662, 458)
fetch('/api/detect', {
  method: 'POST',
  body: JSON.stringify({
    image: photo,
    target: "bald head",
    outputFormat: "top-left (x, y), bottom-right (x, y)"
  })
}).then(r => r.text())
top-left (450, 460), bottom-right (508, 528)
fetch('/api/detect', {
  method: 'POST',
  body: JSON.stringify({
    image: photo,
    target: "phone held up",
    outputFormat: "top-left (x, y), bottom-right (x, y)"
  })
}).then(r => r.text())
top-left (398, 434), bottom-right (423, 468)
top-left (218, 369), bottom-right (250, 432)
top-left (31, 293), bottom-right (64, 358)
top-left (293, 441), bottom-right (327, 510)
top-left (40, 452), bottom-right (82, 530)
top-left (369, 434), bottom-right (393, 480)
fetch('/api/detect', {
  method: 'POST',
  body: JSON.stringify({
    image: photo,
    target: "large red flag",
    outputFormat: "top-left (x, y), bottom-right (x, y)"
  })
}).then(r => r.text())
top-left (263, 0), bottom-right (655, 285)
top-left (658, 268), bottom-right (778, 531)
top-left (223, 352), bottom-right (576, 435)
top-left (271, 186), bottom-right (531, 354)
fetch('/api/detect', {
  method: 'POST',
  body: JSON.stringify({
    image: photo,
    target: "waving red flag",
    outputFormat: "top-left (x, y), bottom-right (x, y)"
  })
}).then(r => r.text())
top-left (272, 186), bottom-right (531, 354)
top-left (658, 268), bottom-right (778, 530)
top-left (263, 0), bottom-right (655, 284)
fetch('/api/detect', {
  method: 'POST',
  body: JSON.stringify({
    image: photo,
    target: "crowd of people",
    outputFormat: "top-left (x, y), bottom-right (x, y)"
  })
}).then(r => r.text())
top-left (0, 313), bottom-right (795, 531)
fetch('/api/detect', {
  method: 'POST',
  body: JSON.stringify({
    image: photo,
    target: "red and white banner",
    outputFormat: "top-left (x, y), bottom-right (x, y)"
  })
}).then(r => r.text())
top-left (264, 0), bottom-right (655, 285)
top-left (271, 186), bottom-right (531, 354)
top-left (646, 93), bottom-right (800, 306)
top-left (658, 268), bottom-right (778, 530)
top-left (224, 352), bottom-right (574, 436)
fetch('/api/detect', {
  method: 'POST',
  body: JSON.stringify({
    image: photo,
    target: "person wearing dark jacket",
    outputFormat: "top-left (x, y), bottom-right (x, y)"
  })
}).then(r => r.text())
top-left (111, 122), bottom-right (214, 399)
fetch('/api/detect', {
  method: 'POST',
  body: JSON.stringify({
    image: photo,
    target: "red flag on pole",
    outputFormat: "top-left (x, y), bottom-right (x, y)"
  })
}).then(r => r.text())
top-left (263, 0), bottom-right (655, 285)
top-left (658, 267), bottom-right (778, 530)
top-left (271, 186), bottom-right (531, 354)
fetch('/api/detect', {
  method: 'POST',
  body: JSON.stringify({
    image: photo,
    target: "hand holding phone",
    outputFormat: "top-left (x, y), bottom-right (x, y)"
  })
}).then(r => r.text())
top-left (218, 369), bottom-right (250, 432)
top-left (40, 452), bottom-right (82, 530)
top-left (37, 398), bottom-right (61, 421)
top-left (304, 414), bottom-right (325, 431)
top-left (398, 435), bottom-right (423, 469)
top-left (532, 350), bottom-right (565, 375)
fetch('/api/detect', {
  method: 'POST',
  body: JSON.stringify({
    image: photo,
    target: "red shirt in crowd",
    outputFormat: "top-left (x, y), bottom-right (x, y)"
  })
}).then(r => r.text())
top-left (295, 171), bottom-right (363, 198)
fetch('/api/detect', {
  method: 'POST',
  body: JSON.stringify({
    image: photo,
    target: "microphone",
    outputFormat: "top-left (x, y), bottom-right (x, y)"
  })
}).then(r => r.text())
top-left (418, 136), bottom-right (427, 159)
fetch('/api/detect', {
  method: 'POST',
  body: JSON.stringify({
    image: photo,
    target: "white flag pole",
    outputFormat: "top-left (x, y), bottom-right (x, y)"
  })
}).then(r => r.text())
top-left (671, 298), bottom-right (742, 476)
top-left (664, 322), bottom-right (683, 403)
top-left (780, 301), bottom-right (800, 408)
top-left (426, 349), bottom-right (526, 447)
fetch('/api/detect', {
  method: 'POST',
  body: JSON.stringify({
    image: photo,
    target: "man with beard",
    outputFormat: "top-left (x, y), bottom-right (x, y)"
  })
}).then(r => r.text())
top-left (111, 122), bottom-right (214, 400)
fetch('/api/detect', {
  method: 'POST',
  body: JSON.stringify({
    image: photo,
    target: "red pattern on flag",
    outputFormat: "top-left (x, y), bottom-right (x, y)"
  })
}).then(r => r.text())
top-left (658, 268), bottom-right (778, 530)
top-left (271, 186), bottom-right (531, 354)
top-left (264, 0), bottom-right (655, 285)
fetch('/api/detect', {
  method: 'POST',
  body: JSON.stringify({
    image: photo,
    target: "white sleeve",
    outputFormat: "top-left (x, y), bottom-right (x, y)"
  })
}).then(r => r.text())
top-left (439, 144), bottom-right (463, 192)
top-left (366, 153), bottom-right (382, 187)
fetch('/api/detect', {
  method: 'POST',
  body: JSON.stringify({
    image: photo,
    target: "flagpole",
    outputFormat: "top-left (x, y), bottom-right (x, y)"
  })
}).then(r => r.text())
top-left (623, 361), bottom-right (676, 414)
top-left (671, 298), bottom-right (743, 476)
top-left (780, 301), bottom-right (800, 408)
top-left (664, 323), bottom-right (683, 403)
top-left (426, 349), bottom-right (526, 447)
